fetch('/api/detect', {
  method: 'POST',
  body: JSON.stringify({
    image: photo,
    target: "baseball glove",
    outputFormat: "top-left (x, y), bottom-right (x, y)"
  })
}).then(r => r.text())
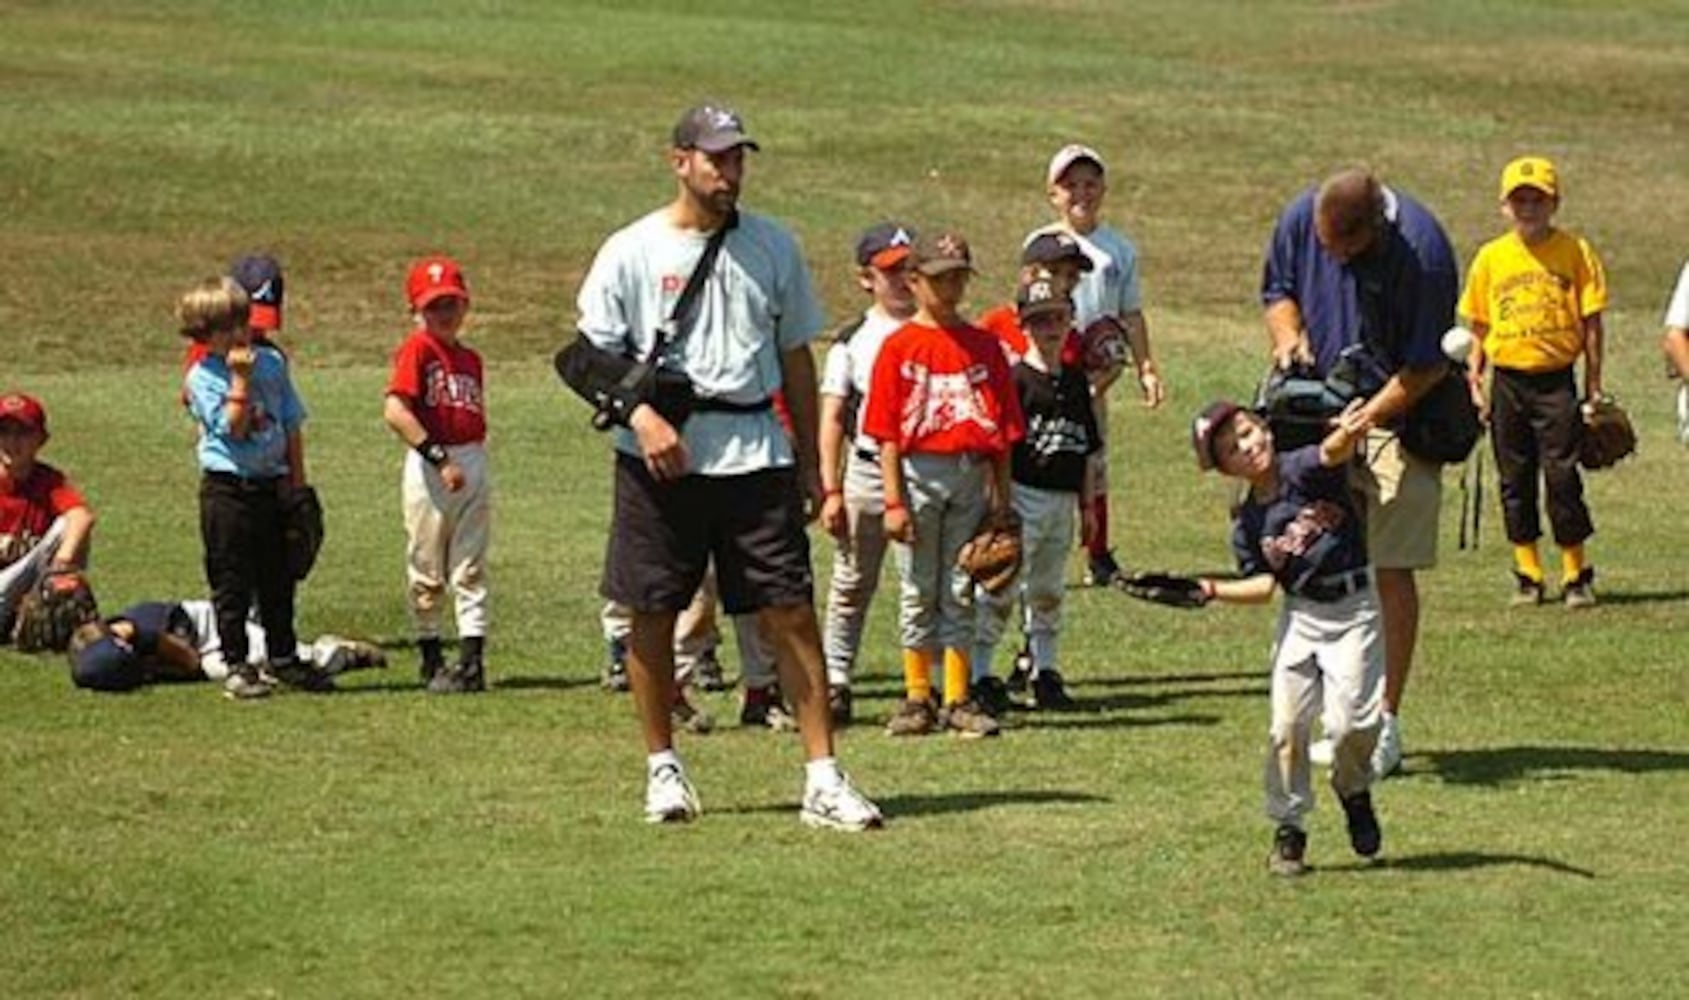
top-left (1118, 571), bottom-right (1210, 610)
top-left (283, 484), bottom-right (325, 581)
top-left (12, 569), bottom-right (100, 653)
top-left (1079, 316), bottom-right (1130, 374)
top-left (957, 509), bottom-right (1023, 596)
top-left (1578, 396), bottom-right (1637, 470)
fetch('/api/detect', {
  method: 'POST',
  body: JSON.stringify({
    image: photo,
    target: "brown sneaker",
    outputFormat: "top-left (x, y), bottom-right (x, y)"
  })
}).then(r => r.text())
top-left (1268, 824), bottom-right (1308, 877)
top-left (939, 698), bottom-right (1001, 739)
top-left (885, 697), bottom-right (938, 737)
top-left (1563, 568), bottom-right (1597, 609)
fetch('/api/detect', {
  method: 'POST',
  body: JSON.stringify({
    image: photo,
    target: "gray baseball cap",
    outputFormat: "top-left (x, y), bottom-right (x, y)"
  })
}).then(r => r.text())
top-left (672, 103), bottom-right (760, 153)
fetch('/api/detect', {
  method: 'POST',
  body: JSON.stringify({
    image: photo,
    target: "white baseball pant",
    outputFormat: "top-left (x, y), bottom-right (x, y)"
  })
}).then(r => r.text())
top-left (402, 442), bottom-right (491, 640)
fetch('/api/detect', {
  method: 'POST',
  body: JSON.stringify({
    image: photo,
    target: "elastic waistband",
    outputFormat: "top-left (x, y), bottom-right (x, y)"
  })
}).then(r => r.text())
top-left (694, 396), bottom-right (772, 414)
top-left (1494, 366), bottom-right (1576, 387)
top-left (1297, 567), bottom-right (1371, 603)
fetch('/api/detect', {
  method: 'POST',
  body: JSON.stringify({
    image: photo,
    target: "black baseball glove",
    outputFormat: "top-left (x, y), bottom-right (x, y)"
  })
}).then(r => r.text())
top-left (1118, 571), bottom-right (1210, 610)
top-left (282, 484), bottom-right (325, 581)
top-left (12, 569), bottom-right (101, 653)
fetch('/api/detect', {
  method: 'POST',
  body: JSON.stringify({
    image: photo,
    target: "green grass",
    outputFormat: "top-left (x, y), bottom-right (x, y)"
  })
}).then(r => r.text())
top-left (3, 2), bottom-right (1688, 997)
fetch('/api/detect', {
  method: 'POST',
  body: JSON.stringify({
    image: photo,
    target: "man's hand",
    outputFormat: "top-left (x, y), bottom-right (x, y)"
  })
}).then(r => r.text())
top-left (630, 404), bottom-right (689, 481)
top-left (798, 462), bottom-right (823, 524)
top-left (1271, 336), bottom-right (1314, 371)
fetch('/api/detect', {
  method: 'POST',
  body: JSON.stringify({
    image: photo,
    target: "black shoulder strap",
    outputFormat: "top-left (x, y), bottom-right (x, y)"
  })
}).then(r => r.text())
top-left (830, 314), bottom-right (868, 345)
top-left (647, 211), bottom-right (739, 364)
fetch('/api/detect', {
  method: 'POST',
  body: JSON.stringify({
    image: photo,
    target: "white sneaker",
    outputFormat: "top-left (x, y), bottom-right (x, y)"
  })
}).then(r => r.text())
top-left (1308, 737), bottom-right (1334, 768)
top-left (644, 763), bottom-right (701, 824)
top-left (1372, 714), bottom-right (1403, 779)
top-left (800, 773), bottom-right (884, 832)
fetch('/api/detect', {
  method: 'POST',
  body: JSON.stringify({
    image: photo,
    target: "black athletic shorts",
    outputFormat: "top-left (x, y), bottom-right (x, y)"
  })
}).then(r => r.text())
top-left (602, 452), bottom-right (814, 615)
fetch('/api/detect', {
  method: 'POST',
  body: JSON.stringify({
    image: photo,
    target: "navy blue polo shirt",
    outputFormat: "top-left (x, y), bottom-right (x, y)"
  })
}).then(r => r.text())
top-left (1261, 186), bottom-right (1459, 378)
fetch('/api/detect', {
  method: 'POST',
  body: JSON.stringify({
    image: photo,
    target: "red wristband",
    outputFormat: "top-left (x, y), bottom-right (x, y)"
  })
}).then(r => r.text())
top-left (884, 499), bottom-right (905, 512)
top-left (823, 488), bottom-right (843, 497)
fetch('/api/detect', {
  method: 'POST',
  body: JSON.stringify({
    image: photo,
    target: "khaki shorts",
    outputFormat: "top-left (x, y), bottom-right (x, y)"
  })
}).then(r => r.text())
top-left (1349, 430), bottom-right (1441, 570)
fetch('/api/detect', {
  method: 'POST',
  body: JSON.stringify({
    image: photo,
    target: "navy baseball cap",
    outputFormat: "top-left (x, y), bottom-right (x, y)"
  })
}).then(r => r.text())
top-left (230, 253), bottom-right (285, 331)
top-left (1022, 232), bottom-right (1093, 272)
top-left (672, 103), bottom-right (759, 154)
top-left (855, 222), bottom-right (915, 269)
top-left (1017, 270), bottom-right (1072, 321)
top-left (69, 634), bottom-right (147, 692)
top-left (1191, 400), bottom-right (1245, 471)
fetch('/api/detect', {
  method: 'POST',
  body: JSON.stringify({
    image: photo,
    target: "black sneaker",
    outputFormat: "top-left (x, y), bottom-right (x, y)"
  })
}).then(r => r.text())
top-left (269, 657), bottom-right (336, 693)
top-left (690, 651), bottom-right (730, 692)
top-left (828, 684), bottom-right (854, 726)
top-left (419, 639), bottom-right (445, 685)
top-left (739, 684), bottom-right (794, 731)
top-left (1006, 644), bottom-right (1032, 696)
top-left (971, 676), bottom-right (1013, 717)
top-left (1268, 824), bottom-right (1308, 877)
top-left (428, 659), bottom-right (486, 694)
top-left (671, 687), bottom-right (715, 735)
top-left (1031, 669), bottom-right (1076, 710)
top-left (601, 637), bottom-right (629, 693)
top-left (1339, 790), bottom-right (1382, 859)
top-left (1562, 567), bottom-right (1597, 610)
top-left (1509, 572), bottom-right (1545, 607)
top-left (1083, 549), bottom-right (1123, 587)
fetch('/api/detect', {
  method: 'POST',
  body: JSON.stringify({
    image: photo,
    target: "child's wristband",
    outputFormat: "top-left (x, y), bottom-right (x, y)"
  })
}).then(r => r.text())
top-left (226, 393), bottom-right (248, 404)
top-left (883, 498), bottom-right (905, 512)
top-left (823, 487), bottom-right (843, 498)
top-left (415, 438), bottom-right (449, 467)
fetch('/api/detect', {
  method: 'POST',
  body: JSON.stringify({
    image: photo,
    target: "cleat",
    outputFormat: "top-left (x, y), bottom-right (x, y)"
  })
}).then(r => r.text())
top-left (1030, 669), bottom-right (1076, 710)
top-left (1268, 824), bottom-right (1308, 877)
top-left (939, 698), bottom-right (1001, 738)
top-left (885, 697), bottom-right (938, 737)
top-left (1339, 790), bottom-right (1383, 859)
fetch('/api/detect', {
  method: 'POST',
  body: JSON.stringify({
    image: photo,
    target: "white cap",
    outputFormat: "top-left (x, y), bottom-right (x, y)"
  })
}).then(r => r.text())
top-left (1047, 144), bottom-right (1106, 185)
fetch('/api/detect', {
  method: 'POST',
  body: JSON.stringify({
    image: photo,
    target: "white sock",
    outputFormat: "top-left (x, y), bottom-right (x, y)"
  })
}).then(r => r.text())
top-left (804, 756), bottom-right (842, 792)
top-left (647, 749), bottom-right (682, 777)
top-left (1030, 633), bottom-right (1058, 673)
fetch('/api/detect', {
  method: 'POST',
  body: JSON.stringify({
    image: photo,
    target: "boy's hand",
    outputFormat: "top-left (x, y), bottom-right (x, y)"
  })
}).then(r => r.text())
top-left (439, 458), bottom-right (466, 493)
top-left (883, 505), bottom-right (914, 544)
top-left (1137, 362), bottom-right (1166, 408)
top-left (227, 346), bottom-right (256, 377)
top-left (821, 492), bottom-right (848, 540)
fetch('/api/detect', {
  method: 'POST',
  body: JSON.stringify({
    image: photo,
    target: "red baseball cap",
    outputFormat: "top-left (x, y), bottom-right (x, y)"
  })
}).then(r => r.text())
top-left (0, 392), bottom-right (48, 436)
top-left (406, 256), bottom-right (470, 311)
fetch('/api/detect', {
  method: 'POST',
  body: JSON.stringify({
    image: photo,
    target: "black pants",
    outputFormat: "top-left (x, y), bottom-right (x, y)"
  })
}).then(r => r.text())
top-left (199, 473), bottom-right (297, 667)
top-left (1491, 367), bottom-right (1593, 547)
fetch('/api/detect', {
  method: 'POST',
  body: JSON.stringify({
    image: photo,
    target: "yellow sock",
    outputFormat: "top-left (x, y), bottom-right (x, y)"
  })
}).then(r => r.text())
top-left (1562, 544), bottom-right (1588, 586)
top-left (943, 648), bottom-right (970, 707)
top-left (902, 648), bottom-right (933, 703)
top-left (1513, 543), bottom-right (1544, 583)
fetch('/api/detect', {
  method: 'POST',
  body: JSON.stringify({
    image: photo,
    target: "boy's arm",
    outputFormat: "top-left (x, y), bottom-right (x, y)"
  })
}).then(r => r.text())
top-left (383, 394), bottom-right (465, 492)
top-left (1201, 572), bottom-right (1277, 606)
top-left (1318, 399), bottom-right (1374, 468)
top-left (51, 505), bottom-right (96, 569)
top-left (152, 632), bottom-right (205, 680)
top-left (817, 392), bottom-right (850, 538)
top-left (1465, 319), bottom-right (1491, 413)
top-left (1121, 310), bottom-right (1165, 407)
top-left (1581, 313), bottom-right (1605, 399)
top-left (778, 346), bottom-right (823, 519)
top-left (878, 440), bottom-right (912, 543)
top-left (286, 431), bottom-right (306, 488)
top-left (1664, 326), bottom-right (1689, 382)
top-left (989, 451), bottom-right (1011, 517)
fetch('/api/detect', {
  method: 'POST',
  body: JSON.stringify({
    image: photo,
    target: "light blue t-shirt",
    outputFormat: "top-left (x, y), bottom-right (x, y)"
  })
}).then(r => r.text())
top-left (575, 208), bottom-right (825, 477)
top-left (184, 345), bottom-right (305, 478)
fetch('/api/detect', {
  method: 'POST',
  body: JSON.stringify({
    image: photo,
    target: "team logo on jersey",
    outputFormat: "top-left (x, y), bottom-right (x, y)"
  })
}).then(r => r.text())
top-left (895, 361), bottom-right (999, 441)
top-left (1260, 500), bottom-right (1346, 572)
top-left (423, 363), bottom-right (485, 414)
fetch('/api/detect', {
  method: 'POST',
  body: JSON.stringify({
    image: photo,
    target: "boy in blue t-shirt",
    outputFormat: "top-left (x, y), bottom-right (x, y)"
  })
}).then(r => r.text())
top-left (1185, 398), bottom-right (1385, 877)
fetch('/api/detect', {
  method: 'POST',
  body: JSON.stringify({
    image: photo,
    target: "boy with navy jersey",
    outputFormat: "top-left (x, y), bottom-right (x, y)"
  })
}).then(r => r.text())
top-left (1186, 398), bottom-right (1385, 877)
top-left (972, 271), bottom-right (1099, 709)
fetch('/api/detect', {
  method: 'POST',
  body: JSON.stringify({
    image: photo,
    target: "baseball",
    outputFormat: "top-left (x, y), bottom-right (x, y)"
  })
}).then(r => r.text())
top-left (1441, 325), bottom-right (1475, 363)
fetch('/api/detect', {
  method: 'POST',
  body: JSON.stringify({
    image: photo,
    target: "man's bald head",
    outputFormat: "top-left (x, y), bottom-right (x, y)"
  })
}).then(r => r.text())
top-left (1314, 169), bottom-right (1385, 263)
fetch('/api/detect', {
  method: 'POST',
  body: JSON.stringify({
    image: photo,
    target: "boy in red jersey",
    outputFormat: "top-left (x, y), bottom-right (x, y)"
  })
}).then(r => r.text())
top-left (383, 256), bottom-right (492, 693)
top-left (862, 231), bottom-right (1025, 737)
top-left (1, 392), bottom-right (96, 640)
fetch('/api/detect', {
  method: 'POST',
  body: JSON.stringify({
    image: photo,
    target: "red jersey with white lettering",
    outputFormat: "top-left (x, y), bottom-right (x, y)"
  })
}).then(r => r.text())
top-left (386, 328), bottom-right (487, 444)
top-left (977, 303), bottom-right (1085, 369)
top-left (0, 462), bottom-right (86, 562)
top-left (862, 320), bottom-right (1024, 456)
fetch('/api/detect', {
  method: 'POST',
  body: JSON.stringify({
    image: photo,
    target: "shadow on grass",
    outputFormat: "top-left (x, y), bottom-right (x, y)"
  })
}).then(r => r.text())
top-left (1082, 670), bottom-right (1262, 687)
top-left (1320, 852), bottom-right (1596, 879)
top-left (1013, 711), bottom-right (1222, 732)
top-left (328, 674), bottom-right (602, 695)
top-left (723, 788), bottom-right (1109, 819)
top-left (1413, 746), bottom-right (1689, 786)
top-left (1585, 588), bottom-right (1689, 605)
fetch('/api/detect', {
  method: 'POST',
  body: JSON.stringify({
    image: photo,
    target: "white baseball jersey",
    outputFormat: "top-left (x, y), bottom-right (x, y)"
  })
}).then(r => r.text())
top-left (819, 305), bottom-right (905, 454)
top-left (576, 208), bottom-right (825, 477)
top-left (1665, 261), bottom-right (1689, 330)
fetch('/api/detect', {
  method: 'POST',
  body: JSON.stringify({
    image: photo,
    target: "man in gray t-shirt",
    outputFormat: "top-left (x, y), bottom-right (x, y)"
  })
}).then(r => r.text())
top-left (573, 102), bottom-right (881, 832)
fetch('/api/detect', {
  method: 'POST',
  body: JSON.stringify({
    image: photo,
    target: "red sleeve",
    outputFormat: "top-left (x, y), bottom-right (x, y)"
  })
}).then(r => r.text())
top-left (860, 334), bottom-right (905, 443)
top-left (386, 334), bottom-right (425, 399)
top-left (978, 305), bottom-right (1029, 362)
top-left (34, 467), bottom-right (86, 517)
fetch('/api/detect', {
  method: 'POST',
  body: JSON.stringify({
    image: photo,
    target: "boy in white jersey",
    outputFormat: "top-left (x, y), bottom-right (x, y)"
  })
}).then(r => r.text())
top-left (1028, 144), bottom-right (1167, 586)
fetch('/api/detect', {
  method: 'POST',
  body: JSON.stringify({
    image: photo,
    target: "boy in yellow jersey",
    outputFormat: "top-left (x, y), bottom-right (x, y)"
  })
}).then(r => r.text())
top-left (1460, 156), bottom-right (1609, 608)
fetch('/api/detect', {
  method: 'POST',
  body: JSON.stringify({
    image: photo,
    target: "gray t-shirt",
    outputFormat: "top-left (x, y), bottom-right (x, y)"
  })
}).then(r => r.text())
top-left (576, 208), bottom-right (825, 476)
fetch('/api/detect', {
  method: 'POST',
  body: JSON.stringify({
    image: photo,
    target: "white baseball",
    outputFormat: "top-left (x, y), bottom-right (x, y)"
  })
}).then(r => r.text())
top-left (1441, 325), bottom-right (1475, 363)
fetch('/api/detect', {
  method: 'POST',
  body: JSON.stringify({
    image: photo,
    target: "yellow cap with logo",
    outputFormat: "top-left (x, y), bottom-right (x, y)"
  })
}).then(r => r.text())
top-left (1500, 156), bottom-right (1558, 200)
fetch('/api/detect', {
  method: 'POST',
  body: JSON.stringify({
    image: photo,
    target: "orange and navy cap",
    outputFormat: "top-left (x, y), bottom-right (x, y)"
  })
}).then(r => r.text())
top-left (1191, 399), bottom-right (1245, 471)
top-left (0, 392), bottom-right (48, 436)
top-left (1500, 156), bottom-right (1558, 200)
top-left (909, 230), bottom-right (976, 277)
top-left (854, 222), bottom-right (915, 269)
top-left (406, 256), bottom-right (470, 311)
top-left (230, 253), bottom-right (285, 331)
top-left (1047, 143), bottom-right (1106, 185)
top-left (672, 103), bottom-right (759, 154)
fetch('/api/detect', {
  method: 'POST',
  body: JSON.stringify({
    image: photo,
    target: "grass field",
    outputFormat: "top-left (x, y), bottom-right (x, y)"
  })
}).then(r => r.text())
top-left (3, 2), bottom-right (1688, 997)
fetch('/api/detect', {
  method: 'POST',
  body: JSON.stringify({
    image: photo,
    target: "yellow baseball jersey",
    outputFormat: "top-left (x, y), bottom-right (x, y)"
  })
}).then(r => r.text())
top-left (1460, 229), bottom-right (1608, 373)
